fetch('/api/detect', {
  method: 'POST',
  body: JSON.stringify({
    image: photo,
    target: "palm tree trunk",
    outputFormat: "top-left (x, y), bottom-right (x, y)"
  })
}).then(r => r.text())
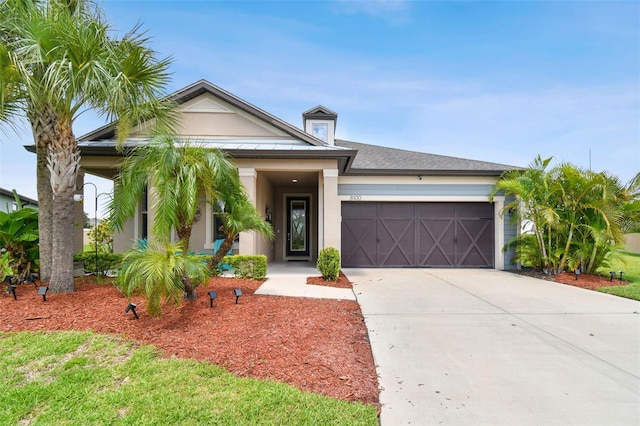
top-left (29, 107), bottom-right (57, 282)
top-left (176, 221), bottom-right (198, 300)
top-left (182, 274), bottom-right (196, 301)
top-left (558, 223), bottom-right (575, 273)
top-left (47, 123), bottom-right (79, 293)
top-left (36, 146), bottom-right (54, 282)
top-left (208, 236), bottom-right (234, 273)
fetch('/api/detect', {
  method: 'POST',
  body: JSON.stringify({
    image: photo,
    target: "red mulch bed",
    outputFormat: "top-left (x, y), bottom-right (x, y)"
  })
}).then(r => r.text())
top-left (0, 276), bottom-right (379, 407)
top-left (548, 271), bottom-right (629, 290)
top-left (515, 269), bottom-right (630, 290)
top-left (306, 272), bottom-right (353, 289)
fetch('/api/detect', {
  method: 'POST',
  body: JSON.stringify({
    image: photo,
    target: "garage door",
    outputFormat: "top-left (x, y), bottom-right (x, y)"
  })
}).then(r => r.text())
top-left (341, 202), bottom-right (494, 268)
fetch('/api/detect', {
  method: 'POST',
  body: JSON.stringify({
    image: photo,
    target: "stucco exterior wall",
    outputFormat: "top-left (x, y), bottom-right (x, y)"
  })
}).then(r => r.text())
top-left (113, 218), bottom-right (135, 253)
top-left (623, 233), bottom-right (640, 254)
top-left (255, 172), bottom-right (276, 262)
top-left (177, 94), bottom-right (290, 139)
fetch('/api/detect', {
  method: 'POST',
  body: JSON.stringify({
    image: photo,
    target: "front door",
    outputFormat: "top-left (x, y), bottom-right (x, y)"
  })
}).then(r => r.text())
top-left (286, 196), bottom-right (310, 258)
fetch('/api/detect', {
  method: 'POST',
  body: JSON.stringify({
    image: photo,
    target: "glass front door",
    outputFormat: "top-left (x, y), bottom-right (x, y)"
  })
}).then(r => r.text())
top-left (286, 196), bottom-right (310, 257)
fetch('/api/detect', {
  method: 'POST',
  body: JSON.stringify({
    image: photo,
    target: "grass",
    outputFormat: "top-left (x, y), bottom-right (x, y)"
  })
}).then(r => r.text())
top-left (596, 252), bottom-right (640, 301)
top-left (0, 331), bottom-right (378, 425)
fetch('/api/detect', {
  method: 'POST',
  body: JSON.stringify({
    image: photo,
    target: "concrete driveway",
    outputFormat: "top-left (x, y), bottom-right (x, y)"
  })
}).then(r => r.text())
top-left (345, 268), bottom-right (640, 426)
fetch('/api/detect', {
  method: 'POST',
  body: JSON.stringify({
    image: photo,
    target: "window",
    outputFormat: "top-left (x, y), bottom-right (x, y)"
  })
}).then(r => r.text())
top-left (213, 213), bottom-right (225, 241)
top-left (312, 123), bottom-right (328, 142)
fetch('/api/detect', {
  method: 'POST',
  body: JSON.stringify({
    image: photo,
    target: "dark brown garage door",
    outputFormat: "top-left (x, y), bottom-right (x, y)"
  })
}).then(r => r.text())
top-left (341, 202), bottom-right (494, 268)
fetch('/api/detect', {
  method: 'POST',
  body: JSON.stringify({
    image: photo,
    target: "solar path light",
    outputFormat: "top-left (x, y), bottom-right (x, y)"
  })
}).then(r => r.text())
top-left (125, 302), bottom-right (139, 319)
top-left (234, 288), bottom-right (242, 304)
top-left (37, 286), bottom-right (48, 301)
top-left (5, 284), bottom-right (17, 300)
top-left (208, 290), bottom-right (217, 308)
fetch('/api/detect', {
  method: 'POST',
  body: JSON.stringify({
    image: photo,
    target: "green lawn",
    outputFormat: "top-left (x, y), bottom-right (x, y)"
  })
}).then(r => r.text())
top-left (597, 252), bottom-right (640, 301)
top-left (0, 331), bottom-right (377, 425)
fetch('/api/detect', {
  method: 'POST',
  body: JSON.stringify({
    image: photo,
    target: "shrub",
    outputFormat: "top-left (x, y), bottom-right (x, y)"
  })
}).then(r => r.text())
top-left (116, 241), bottom-right (210, 316)
top-left (223, 255), bottom-right (267, 279)
top-left (317, 247), bottom-right (340, 281)
top-left (73, 252), bottom-right (123, 275)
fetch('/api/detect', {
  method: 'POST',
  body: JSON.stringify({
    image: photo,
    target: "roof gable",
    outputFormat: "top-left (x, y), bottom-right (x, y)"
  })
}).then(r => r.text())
top-left (79, 80), bottom-right (326, 146)
top-left (302, 105), bottom-right (338, 122)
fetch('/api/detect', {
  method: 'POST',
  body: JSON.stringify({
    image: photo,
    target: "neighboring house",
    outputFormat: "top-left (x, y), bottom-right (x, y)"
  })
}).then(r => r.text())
top-left (0, 187), bottom-right (38, 213)
top-left (68, 80), bottom-right (519, 269)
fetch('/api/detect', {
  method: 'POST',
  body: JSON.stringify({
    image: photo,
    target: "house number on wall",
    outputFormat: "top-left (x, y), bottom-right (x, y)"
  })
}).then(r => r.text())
top-left (350, 195), bottom-right (362, 201)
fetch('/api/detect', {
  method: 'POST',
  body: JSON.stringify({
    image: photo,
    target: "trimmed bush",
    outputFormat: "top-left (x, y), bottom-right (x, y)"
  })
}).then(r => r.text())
top-left (317, 247), bottom-right (340, 281)
top-left (223, 255), bottom-right (267, 280)
top-left (73, 252), bottom-right (123, 275)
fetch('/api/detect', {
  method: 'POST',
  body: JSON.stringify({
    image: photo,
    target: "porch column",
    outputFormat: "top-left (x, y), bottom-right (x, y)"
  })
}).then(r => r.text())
top-left (493, 197), bottom-right (505, 270)
top-left (238, 167), bottom-right (257, 255)
top-left (322, 168), bottom-right (340, 250)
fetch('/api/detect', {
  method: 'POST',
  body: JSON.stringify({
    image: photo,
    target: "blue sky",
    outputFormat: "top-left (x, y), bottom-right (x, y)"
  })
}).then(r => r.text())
top-left (1, 0), bottom-right (639, 217)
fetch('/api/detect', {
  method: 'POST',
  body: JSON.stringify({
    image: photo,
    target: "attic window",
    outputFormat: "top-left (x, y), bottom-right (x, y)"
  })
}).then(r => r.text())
top-left (312, 123), bottom-right (328, 142)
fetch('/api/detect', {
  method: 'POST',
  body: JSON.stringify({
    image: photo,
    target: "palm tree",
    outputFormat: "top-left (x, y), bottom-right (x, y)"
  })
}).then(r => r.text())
top-left (118, 240), bottom-right (209, 317)
top-left (0, 0), bottom-right (175, 292)
top-left (491, 155), bottom-right (559, 273)
top-left (110, 135), bottom-right (237, 300)
top-left (493, 155), bottom-right (629, 274)
top-left (207, 179), bottom-right (274, 274)
top-left (551, 164), bottom-right (622, 271)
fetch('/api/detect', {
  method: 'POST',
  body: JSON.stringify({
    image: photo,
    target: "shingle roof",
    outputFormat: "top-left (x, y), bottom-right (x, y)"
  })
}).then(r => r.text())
top-left (336, 140), bottom-right (519, 176)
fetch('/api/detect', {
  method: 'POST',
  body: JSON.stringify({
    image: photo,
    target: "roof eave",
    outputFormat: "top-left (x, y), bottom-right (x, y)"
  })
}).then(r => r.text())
top-left (344, 168), bottom-right (511, 177)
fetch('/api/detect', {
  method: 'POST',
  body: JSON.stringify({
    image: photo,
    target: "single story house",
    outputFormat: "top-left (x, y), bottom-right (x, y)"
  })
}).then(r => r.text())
top-left (70, 80), bottom-right (519, 269)
top-left (0, 187), bottom-right (39, 213)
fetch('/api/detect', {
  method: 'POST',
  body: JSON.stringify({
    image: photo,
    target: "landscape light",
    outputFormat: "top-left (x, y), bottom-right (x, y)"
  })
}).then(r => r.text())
top-left (125, 302), bottom-right (139, 319)
top-left (609, 271), bottom-right (616, 281)
top-left (574, 269), bottom-right (580, 280)
top-left (234, 288), bottom-right (242, 304)
top-left (24, 274), bottom-right (36, 288)
top-left (619, 271), bottom-right (624, 281)
top-left (6, 285), bottom-right (17, 300)
top-left (208, 290), bottom-right (217, 308)
top-left (37, 286), bottom-right (48, 301)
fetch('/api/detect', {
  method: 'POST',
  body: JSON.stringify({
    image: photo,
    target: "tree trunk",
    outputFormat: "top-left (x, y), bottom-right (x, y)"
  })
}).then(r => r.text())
top-left (558, 223), bottom-right (575, 273)
top-left (176, 221), bottom-right (192, 254)
top-left (208, 236), bottom-right (234, 273)
top-left (182, 274), bottom-right (196, 301)
top-left (47, 123), bottom-right (79, 293)
top-left (29, 106), bottom-right (57, 282)
top-left (175, 221), bottom-right (198, 300)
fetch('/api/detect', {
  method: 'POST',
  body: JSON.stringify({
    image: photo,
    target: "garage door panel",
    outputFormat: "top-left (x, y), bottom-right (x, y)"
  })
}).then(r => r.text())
top-left (417, 219), bottom-right (455, 266)
top-left (378, 218), bottom-right (415, 266)
top-left (341, 216), bottom-right (377, 267)
top-left (456, 218), bottom-right (493, 267)
top-left (415, 203), bottom-right (455, 218)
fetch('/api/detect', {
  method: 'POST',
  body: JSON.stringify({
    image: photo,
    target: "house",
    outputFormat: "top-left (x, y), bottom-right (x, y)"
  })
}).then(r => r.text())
top-left (0, 187), bottom-right (38, 213)
top-left (72, 80), bottom-right (519, 269)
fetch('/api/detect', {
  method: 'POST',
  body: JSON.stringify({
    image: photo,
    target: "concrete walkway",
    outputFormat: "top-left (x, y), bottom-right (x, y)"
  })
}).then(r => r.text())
top-left (345, 268), bottom-right (640, 426)
top-left (256, 262), bottom-right (355, 300)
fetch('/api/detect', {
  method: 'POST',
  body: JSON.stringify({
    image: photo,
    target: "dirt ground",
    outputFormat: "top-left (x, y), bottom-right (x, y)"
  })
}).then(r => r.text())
top-left (1, 269), bottom-right (629, 409)
top-left (0, 274), bottom-right (379, 407)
